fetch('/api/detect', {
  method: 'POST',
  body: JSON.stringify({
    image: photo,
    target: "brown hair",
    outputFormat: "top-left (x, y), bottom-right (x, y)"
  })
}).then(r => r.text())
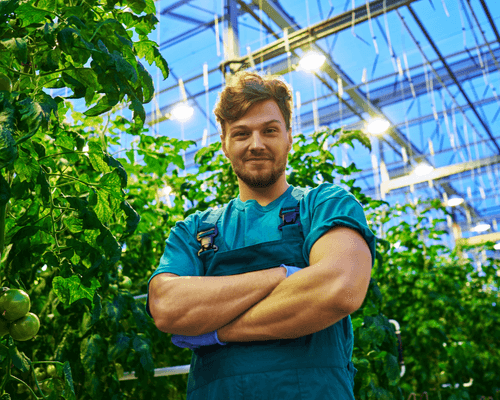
top-left (214, 71), bottom-right (293, 139)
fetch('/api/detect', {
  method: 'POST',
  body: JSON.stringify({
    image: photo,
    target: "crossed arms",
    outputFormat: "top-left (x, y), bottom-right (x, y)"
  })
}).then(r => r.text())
top-left (148, 226), bottom-right (373, 342)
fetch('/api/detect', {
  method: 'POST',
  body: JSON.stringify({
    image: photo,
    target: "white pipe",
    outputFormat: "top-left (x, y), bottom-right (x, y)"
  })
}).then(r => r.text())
top-left (388, 319), bottom-right (405, 377)
top-left (120, 364), bottom-right (191, 381)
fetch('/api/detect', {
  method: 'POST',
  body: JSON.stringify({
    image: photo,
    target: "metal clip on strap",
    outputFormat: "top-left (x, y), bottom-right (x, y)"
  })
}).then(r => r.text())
top-left (197, 226), bottom-right (219, 256)
top-left (278, 206), bottom-right (301, 231)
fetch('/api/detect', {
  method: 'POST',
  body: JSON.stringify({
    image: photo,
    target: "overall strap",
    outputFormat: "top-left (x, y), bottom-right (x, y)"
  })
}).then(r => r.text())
top-left (196, 206), bottom-right (225, 256)
top-left (278, 186), bottom-right (307, 235)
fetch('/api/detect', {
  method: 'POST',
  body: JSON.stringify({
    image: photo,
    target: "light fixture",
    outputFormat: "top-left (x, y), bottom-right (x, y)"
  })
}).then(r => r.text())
top-left (414, 163), bottom-right (434, 176)
top-left (366, 118), bottom-right (390, 135)
top-left (298, 52), bottom-right (326, 72)
top-left (471, 223), bottom-right (491, 233)
top-left (447, 197), bottom-right (464, 207)
top-left (171, 103), bottom-right (194, 122)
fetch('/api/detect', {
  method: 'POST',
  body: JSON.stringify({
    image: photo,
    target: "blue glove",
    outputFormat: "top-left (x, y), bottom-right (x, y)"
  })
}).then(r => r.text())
top-left (171, 330), bottom-right (227, 350)
top-left (280, 264), bottom-right (301, 277)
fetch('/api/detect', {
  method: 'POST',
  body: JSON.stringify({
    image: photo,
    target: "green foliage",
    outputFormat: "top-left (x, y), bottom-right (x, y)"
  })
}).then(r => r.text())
top-left (0, 3), bottom-right (498, 397)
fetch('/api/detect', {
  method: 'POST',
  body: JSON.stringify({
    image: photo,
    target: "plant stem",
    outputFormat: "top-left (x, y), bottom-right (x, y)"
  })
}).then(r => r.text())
top-left (10, 375), bottom-right (40, 400)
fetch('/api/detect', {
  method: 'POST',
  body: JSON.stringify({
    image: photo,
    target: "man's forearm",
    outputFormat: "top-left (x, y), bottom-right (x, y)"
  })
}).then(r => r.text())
top-left (149, 267), bottom-right (285, 336)
top-left (217, 258), bottom-right (355, 342)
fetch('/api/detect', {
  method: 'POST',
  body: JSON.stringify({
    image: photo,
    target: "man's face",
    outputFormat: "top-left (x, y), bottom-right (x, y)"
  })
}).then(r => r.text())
top-left (221, 99), bottom-right (292, 189)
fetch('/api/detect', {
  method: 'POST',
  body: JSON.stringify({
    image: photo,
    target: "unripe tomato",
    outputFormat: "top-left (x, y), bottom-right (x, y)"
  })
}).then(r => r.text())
top-left (120, 276), bottom-right (132, 290)
top-left (0, 74), bottom-right (12, 92)
top-left (0, 289), bottom-right (31, 321)
top-left (9, 312), bottom-right (40, 341)
top-left (46, 364), bottom-right (57, 377)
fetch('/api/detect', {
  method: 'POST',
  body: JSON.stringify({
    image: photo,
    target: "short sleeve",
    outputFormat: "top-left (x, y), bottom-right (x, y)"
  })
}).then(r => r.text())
top-left (302, 184), bottom-right (377, 267)
top-left (146, 212), bottom-right (204, 317)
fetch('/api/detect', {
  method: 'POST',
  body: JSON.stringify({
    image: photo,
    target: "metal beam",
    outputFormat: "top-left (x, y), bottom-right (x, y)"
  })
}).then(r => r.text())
top-left (223, 0), bottom-right (418, 70)
top-left (163, 11), bottom-right (206, 25)
top-left (407, 5), bottom-right (500, 154)
top-left (457, 231), bottom-right (500, 246)
top-left (479, 0), bottom-right (500, 45)
top-left (159, 0), bottom-right (192, 15)
top-left (380, 154), bottom-right (500, 194)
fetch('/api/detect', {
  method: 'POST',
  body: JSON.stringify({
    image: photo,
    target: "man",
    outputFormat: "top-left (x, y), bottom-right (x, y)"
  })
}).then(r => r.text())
top-left (147, 71), bottom-right (375, 399)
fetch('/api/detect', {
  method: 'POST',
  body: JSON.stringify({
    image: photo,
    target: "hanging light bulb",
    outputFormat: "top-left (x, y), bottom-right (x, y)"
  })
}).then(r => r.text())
top-left (171, 103), bottom-right (194, 122)
top-left (414, 163), bottom-right (434, 176)
top-left (447, 197), bottom-right (464, 207)
top-left (366, 118), bottom-right (390, 135)
top-left (471, 223), bottom-right (490, 233)
top-left (299, 52), bottom-right (326, 72)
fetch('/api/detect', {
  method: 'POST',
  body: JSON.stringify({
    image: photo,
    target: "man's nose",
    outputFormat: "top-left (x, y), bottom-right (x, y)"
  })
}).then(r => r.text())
top-left (249, 132), bottom-right (265, 149)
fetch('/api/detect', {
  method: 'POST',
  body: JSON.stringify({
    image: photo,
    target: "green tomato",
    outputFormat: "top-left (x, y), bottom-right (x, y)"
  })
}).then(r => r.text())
top-left (46, 364), bottom-right (57, 377)
top-left (0, 74), bottom-right (12, 93)
top-left (34, 367), bottom-right (46, 381)
top-left (0, 288), bottom-right (31, 321)
top-left (120, 276), bottom-right (132, 290)
top-left (9, 312), bottom-right (40, 341)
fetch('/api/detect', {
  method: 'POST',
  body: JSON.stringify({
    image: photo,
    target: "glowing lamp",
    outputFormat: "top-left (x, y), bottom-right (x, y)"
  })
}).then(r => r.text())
top-left (299, 52), bottom-right (326, 72)
top-left (366, 118), bottom-right (390, 135)
top-left (471, 223), bottom-right (490, 233)
top-left (447, 197), bottom-right (464, 207)
top-left (171, 103), bottom-right (194, 122)
top-left (414, 163), bottom-right (434, 176)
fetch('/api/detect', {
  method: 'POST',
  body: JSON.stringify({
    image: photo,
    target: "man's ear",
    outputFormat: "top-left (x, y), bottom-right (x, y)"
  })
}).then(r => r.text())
top-left (287, 130), bottom-right (293, 152)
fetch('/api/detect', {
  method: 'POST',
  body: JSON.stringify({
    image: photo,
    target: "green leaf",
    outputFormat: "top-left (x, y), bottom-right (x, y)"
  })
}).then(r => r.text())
top-left (80, 334), bottom-right (104, 372)
top-left (13, 148), bottom-right (39, 182)
top-left (84, 95), bottom-right (117, 117)
top-left (133, 335), bottom-right (154, 373)
top-left (64, 216), bottom-right (83, 233)
top-left (0, 37), bottom-right (27, 64)
top-left (88, 141), bottom-right (111, 173)
top-left (0, 111), bottom-right (18, 170)
top-left (120, 200), bottom-right (140, 237)
top-left (95, 189), bottom-right (113, 223)
top-left (129, 97), bottom-right (145, 126)
top-left (127, 0), bottom-right (147, 14)
top-left (52, 275), bottom-right (101, 305)
top-left (9, 344), bottom-right (31, 373)
top-left (62, 361), bottom-right (77, 400)
top-left (107, 332), bottom-right (131, 361)
top-left (135, 40), bottom-right (169, 79)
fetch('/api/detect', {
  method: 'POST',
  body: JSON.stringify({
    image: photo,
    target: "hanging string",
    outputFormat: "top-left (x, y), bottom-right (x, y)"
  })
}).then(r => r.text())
top-left (403, 52), bottom-right (416, 98)
top-left (366, 0), bottom-right (379, 55)
top-left (338, 76), bottom-right (343, 126)
top-left (383, 0), bottom-right (398, 73)
top-left (214, 14), bottom-right (221, 57)
top-left (296, 90), bottom-right (302, 134)
top-left (441, 0), bottom-right (450, 17)
top-left (203, 62), bottom-right (210, 146)
top-left (259, 0), bottom-right (264, 73)
top-left (362, 67), bottom-right (369, 100)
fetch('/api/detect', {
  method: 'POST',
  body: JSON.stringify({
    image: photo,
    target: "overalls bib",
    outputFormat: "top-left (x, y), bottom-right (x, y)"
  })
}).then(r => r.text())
top-left (187, 187), bottom-right (357, 400)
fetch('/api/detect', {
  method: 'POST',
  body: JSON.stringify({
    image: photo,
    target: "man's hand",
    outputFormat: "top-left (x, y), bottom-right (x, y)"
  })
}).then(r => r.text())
top-left (280, 264), bottom-right (301, 277)
top-left (171, 330), bottom-right (227, 350)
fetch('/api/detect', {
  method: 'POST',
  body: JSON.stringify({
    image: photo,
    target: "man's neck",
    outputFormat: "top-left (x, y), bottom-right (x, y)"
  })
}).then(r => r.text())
top-left (238, 180), bottom-right (290, 207)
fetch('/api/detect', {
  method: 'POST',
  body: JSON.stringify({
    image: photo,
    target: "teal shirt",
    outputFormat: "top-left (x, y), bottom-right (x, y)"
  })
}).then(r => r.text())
top-left (149, 183), bottom-right (376, 281)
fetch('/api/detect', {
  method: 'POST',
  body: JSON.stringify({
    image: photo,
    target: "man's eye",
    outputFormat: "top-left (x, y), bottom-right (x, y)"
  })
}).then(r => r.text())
top-left (265, 128), bottom-right (277, 133)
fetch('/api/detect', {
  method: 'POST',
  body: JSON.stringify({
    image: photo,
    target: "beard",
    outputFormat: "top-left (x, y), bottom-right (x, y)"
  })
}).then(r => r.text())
top-left (231, 157), bottom-right (288, 188)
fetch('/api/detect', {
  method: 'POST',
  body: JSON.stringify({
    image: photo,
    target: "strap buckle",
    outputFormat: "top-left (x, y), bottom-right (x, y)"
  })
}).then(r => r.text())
top-left (278, 206), bottom-right (301, 231)
top-left (197, 226), bottom-right (219, 256)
